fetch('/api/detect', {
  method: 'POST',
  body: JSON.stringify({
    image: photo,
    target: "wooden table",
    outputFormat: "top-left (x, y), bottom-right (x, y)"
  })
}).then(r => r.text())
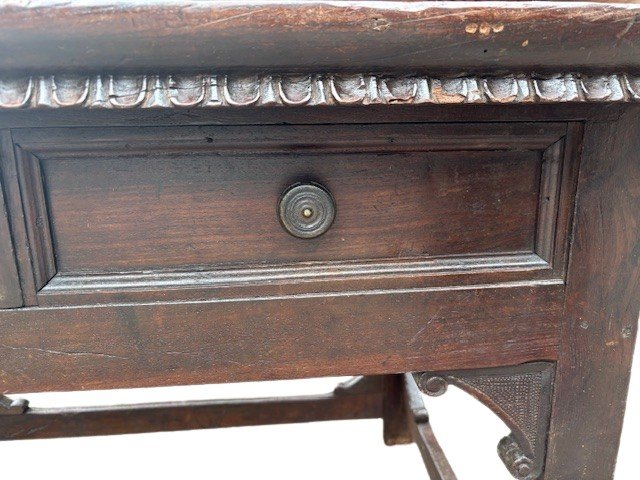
top-left (0, 2), bottom-right (638, 479)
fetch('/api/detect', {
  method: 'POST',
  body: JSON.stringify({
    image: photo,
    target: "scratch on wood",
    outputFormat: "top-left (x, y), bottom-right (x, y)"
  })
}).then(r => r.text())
top-left (617, 13), bottom-right (638, 39)
top-left (0, 344), bottom-right (128, 360)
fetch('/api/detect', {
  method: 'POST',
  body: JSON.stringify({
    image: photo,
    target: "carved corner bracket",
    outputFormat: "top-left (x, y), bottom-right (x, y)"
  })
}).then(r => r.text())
top-left (413, 362), bottom-right (555, 480)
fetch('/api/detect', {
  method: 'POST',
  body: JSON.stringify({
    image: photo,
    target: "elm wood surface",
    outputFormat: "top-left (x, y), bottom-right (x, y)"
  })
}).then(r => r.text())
top-left (0, 130), bottom-right (37, 307)
top-left (0, 2), bottom-right (637, 475)
top-left (4, 122), bottom-right (578, 313)
top-left (19, 125), bottom-right (554, 272)
top-left (35, 150), bottom-right (541, 269)
top-left (411, 420), bottom-right (458, 480)
top-left (383, 374), bottom-right (413, 446)
top-left (0, 283), bottom-right (562, 394)
top-left (13, 147), bottom-right (55, 291)
top-left (36, 254), bottom-right (553, 308)
top-left (402, 373), bottom-right (458, 480)
top-left (0, 376), bottom-right (384, 441)
top-left (0, 118), bottom-right (575, 398)
top-left (0, 375), bottom-right (460, 480)
top-left (0, 374), bottom-right (461, 480)
top-left (1, 1), bottom-right (640, 74)
top-left (0, 103), bottom-right (627, 131)
top-left (544, 105), bottom-right (640, 480)
top-left (1, 99), bottom-right (633, 478)
top-left (0, 175), bottom-right (21, 308)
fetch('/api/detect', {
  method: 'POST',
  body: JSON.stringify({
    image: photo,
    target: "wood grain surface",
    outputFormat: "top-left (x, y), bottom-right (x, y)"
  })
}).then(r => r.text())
top-left (0, 3), bottom-right (638, 471)
top-left (544, 106), bottom-right (640, 480)
top-left (40, 149), bottom-right (541, 272)
top-left (0, 283), bottom-right (562, 394)
top-left (0, 1), bottom-right (639, 73)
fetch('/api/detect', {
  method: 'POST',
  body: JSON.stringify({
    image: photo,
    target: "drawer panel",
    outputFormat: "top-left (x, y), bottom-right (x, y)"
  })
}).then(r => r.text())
top-left (5, 122), bottom-right (577, 307)
top-left (7, 124), bottom-right (572, 289)
top-left (42, 149), bottom-right (541, 272)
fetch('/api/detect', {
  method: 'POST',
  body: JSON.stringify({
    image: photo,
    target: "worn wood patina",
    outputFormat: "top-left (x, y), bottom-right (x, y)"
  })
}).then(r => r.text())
top-left (0, 1), bottom-right (638, 479)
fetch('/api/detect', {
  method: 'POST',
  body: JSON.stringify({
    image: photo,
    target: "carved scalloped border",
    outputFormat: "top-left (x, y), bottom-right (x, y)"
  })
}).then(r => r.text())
top-left (0, 73), bottom-right (639, 109)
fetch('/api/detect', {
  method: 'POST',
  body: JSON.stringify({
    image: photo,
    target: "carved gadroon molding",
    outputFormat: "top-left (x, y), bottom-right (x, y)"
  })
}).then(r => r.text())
top-left (0, 74), bottom-right (639, 109)
top-left (414, 362), bottom-right (555, 480)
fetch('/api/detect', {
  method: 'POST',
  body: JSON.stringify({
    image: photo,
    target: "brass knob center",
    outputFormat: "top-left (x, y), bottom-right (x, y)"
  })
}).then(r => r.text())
top-left (278, 183), bottom-right (335, 239)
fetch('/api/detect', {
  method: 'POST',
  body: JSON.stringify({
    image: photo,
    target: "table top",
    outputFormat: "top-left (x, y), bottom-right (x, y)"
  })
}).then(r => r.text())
top-left (1, 1), bottom-right (639, 75)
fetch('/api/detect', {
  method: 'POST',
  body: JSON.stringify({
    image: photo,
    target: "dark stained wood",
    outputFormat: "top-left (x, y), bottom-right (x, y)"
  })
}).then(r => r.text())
top-left (0, 374), bottom-right (454, 480)
top-left (415, 363), bottom-right (555, 480)
top-left (0, 103), bottom-right (626, 131)
top-left (12, 122), bottom-right (565, 153)
top-left (383, 374), bottom-right (412, 446)
top-left (0, 122), bottom-right (578, 315)
top-left (535, 140), bottom-right (564, 264)
top-left (0, 284), bottom-right (562, 394)
top-left (4, 122), bottom-right (575, 301)
top-left (35, 253), bottom-right (554, 308)
top-left (0, 2), bottom-right (639, 74)
top-left (0, 161), bottom-right (22, 308)
top-left (0, 97), bottom-right (634, 480)
top-left (37, 145), bottom-right (542, 272)
top-left (544, 106), bottom-right (640, 479)
top-left (0, 130), bottom-right (37, 306)
top-left (0, 376), bottom-right (383, 441)
top-left (402, 374), bottom-right (458, 480)
top-left (12, 148), bottom-right (55, 290)
top-left (548, 123), bottom-right (583, 278)
top-left (411, 420), bottom-right (458, 480)
top-left (0, 1), bottom-right (638, 474)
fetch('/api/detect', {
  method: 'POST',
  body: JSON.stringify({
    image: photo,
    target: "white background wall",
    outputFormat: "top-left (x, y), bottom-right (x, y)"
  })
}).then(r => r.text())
top-left (1, 351), bottom-right (637, 479)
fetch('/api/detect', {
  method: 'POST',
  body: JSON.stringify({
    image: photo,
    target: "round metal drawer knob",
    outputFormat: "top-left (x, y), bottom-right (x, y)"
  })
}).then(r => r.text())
top-left (278, 183), bottom-right (335, 239)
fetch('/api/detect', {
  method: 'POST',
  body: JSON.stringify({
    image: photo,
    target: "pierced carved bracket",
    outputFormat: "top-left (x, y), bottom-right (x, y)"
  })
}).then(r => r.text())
top-left (414, 362), bottom-right (555, 480)
top-left (0, 73), bottom-right (638, 110)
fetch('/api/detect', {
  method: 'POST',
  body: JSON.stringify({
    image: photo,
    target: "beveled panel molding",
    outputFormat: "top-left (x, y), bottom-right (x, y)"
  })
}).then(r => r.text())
top-left (0, 74), bottom-right (638, 109)
top-left (5, 122), bottom-right (576, 308)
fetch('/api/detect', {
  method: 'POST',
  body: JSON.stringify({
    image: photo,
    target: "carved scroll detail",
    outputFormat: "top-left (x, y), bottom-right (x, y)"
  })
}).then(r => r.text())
top-left (1, 74), bottom-right (639, 109)
top-left (414, 362), bottom-right (555, 480)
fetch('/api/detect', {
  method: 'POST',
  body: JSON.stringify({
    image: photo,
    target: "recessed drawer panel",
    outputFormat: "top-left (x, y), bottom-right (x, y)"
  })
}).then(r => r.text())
top-left (6, 122), bottom-right (577, 305)
top-left (42, 149), bottom-right (540, 272)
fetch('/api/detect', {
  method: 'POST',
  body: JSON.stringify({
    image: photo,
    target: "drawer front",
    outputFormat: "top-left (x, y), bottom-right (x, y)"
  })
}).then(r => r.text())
top-left (44, 146), bottom-right (538, 271)
top-left (0, 122), bottom-right (580, 393)
top-left (11, 123), bottom-right (576, 296)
